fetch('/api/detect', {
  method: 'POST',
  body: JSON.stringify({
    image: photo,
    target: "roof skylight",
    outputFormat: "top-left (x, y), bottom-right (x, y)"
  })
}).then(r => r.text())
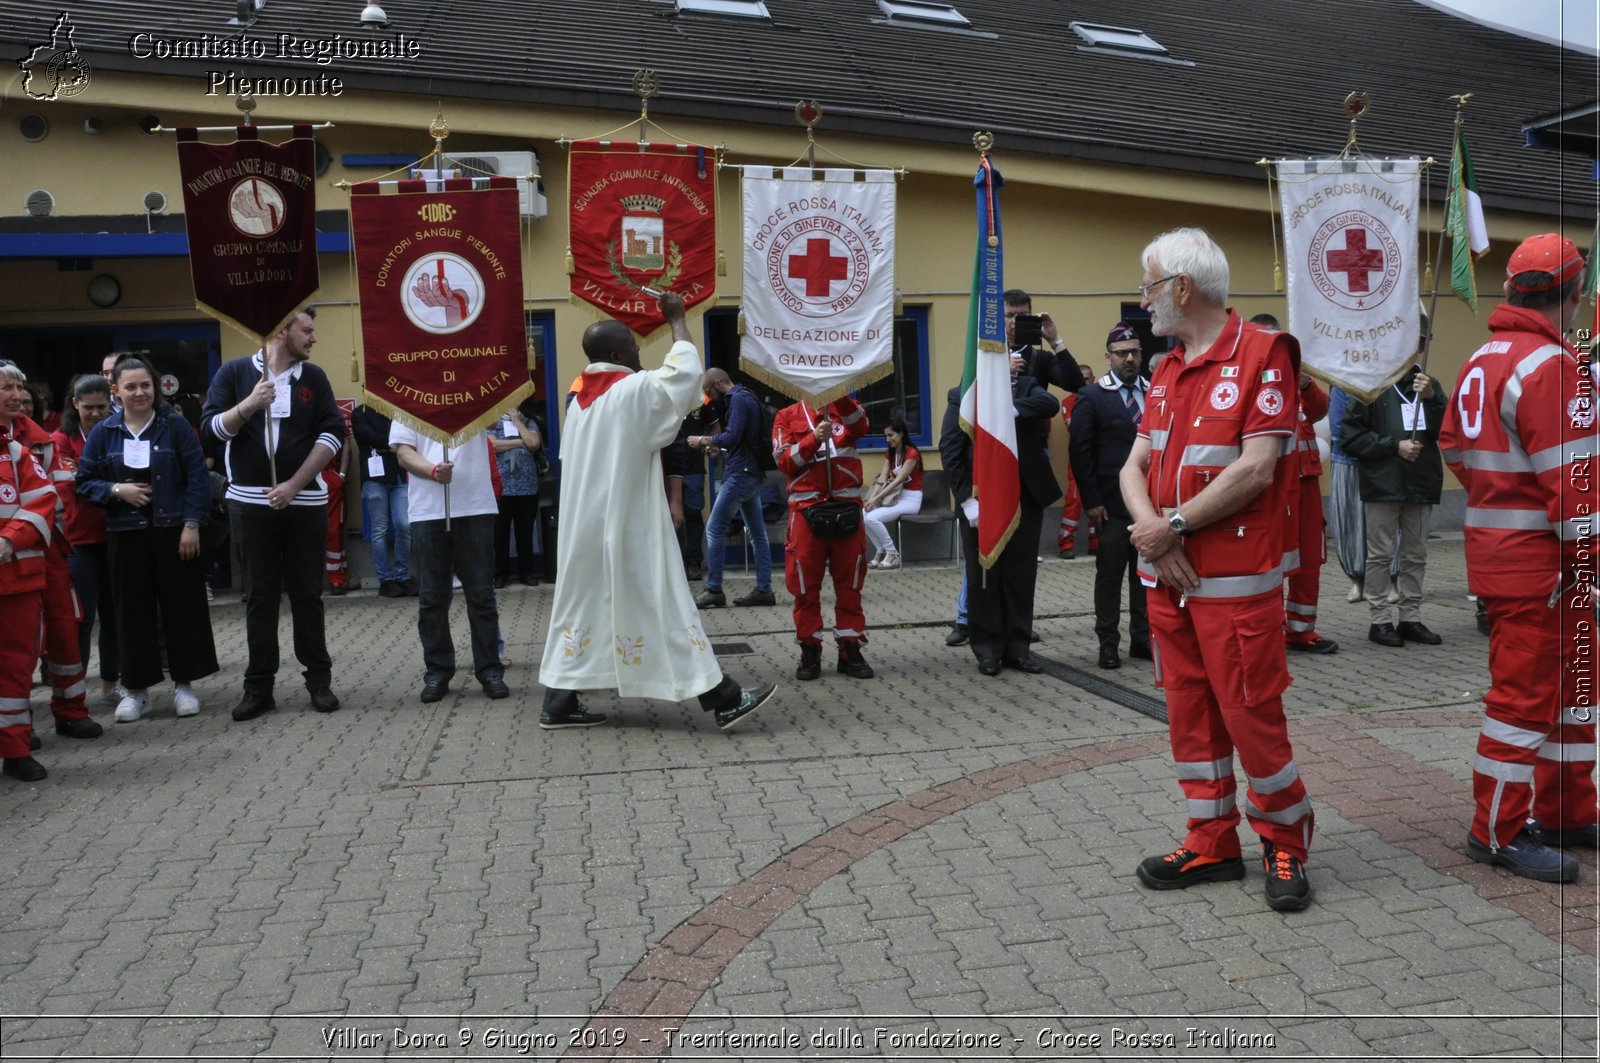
top-left (877, 0), bottom-right (970, 27)
top-left (676, 0), bottom-right (771, 18)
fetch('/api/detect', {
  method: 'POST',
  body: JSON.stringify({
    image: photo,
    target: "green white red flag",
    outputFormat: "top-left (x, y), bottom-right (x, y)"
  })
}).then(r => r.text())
top-left (958, 157), bottom-right (1019, 569)
top-left (1446, 121), bottom-right (1489, 312)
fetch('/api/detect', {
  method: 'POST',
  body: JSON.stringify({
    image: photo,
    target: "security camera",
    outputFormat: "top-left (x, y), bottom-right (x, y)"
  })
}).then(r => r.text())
top-left (359, 2), bottom-right (389, 28)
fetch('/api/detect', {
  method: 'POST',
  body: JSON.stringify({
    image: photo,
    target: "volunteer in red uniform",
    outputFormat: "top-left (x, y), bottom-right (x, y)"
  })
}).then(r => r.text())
top-left (773, 394), bottom-right (873, 681)
top-left (1056, 383), bottom-right (1099, 558)
top-left (1251, 313), bottom-right (1338, 655)
top-left (1120, 228), bottom-right (1313, 912)
top-left (1439, 233), bottom-right (1599, 884)
top-left (12, 392), bottom-right (100, 740)
top-left (322, 406), bottom-right (353, 595)
top-left (0, 361), bottom-right (62, 781)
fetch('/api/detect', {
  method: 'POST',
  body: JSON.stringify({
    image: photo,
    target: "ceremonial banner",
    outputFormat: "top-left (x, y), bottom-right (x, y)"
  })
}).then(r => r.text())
top-left (176, 125), bottom-right (319, 340)
top-left (740, 167), bottom-right (896, 403)
top-left (351, 177), bottom-right (531, 445)
top-left (1446, 124), bottom-right (1489, 312)
top-left (568, 141), bottom-right (716, 336)
top-left (958, 157), bottom-right (1018, 569)
top-left (1278, 157), bottom-right (1421, 401)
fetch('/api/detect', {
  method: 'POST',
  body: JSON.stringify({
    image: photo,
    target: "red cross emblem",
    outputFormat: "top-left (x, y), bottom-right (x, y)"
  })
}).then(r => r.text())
top-left (786, 238), bottom-right (849, 297)
top-left (1325, 228), bottom-right (1384, 294)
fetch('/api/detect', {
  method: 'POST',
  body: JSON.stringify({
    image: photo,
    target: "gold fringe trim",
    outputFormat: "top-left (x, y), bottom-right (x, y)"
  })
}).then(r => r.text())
top-left (739, 357), bottom-right (895, 408)
top-left (1301, 363), bottom-right (1417, 405)
top-left (357, 379), bottom-right (536, 450)
top-left (975, 502), bottom-right (1021, 571)
top-left (565, 290), bottom-right (688, 345)
top-left (194, 302), bottom-right (304, 351)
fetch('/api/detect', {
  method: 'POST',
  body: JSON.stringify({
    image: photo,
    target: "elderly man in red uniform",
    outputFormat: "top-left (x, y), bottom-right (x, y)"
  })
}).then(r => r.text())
top-left (773, 394), bottom-right (873, 682)
top-left (1121, 228), bottom-right (1313, 912)
top-left (1440, 233), bottom-right (1599, 884)
top-left (0, 362), bottom-right (63, 781)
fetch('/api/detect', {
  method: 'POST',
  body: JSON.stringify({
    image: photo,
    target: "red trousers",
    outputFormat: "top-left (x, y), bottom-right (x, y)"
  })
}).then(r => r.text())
top-left (0, 591), bottom-right (42, 758)
top-left (784, 509), bottom-right (867, 645)
top-left (1056, 469), bottom-right (1097, 553)
top-left (1149, 587), bottom-right (1313, 860)
top-left (1284, 476), bottom-right (1325, 645)
top-left (324, 469), bottom-right (347, 589)
top-left (41, 548), bottom-right (88, 723)
top-left (1473, 594), bottom-right (1600, 845)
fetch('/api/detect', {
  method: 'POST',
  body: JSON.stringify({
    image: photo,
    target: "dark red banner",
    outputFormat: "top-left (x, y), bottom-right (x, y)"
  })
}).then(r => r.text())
top-left (569, 140), bottom-right (716, 335)
top-left (176, 125), bottom-right (320, 339)
top-left (352, 179), bottom-right (531, 443)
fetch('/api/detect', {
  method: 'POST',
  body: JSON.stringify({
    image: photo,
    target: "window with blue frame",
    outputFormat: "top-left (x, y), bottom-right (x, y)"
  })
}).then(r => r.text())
top-left (700, 305), bottom-right (931, 451)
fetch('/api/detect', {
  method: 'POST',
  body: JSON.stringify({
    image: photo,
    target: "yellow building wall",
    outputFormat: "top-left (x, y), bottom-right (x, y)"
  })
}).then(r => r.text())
top-left (1, 71), bottom-right (1559, 493)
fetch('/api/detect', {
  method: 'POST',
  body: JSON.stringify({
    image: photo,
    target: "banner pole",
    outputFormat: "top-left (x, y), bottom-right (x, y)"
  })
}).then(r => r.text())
top-left (442, 444), bottom-right (451, 532)
top-left (261, 340), bottom-right (278, 489)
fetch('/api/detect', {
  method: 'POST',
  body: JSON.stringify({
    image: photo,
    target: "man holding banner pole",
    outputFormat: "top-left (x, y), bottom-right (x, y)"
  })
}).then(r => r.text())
top-left (204, 307), bottom-right (345, 722)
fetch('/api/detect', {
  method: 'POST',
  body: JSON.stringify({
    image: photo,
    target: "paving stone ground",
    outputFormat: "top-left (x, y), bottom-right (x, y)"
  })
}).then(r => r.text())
top-left (0, 537), bottom-right (1595, 1061)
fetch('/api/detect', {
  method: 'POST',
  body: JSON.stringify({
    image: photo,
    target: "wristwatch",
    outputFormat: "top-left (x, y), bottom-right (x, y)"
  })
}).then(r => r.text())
top-left (1167, 511), bottom-right (1190, 536)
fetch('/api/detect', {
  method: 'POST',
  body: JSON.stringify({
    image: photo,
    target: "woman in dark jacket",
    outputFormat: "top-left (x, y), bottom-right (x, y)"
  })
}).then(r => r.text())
top-left (77, 356), bottom-right (218, 722)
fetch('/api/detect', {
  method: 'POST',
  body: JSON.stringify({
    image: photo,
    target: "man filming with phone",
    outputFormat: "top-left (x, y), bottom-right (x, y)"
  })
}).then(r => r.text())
top-left (1005, 289), bottom-right (1086, 395)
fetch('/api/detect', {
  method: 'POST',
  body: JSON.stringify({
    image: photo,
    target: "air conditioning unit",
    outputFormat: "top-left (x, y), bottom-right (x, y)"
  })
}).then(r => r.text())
top-left (431, 150), bottom-right (548, 220)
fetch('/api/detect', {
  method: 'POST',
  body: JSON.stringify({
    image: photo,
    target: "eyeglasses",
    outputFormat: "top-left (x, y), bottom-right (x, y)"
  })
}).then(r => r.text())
top-left (1138, 274), bottom-right (1180, 299)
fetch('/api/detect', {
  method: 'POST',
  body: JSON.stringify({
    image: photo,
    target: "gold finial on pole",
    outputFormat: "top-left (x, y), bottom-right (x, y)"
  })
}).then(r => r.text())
top-left (632, 69), bottom-right (660, 143)
top-left (973, 130), bottom-right (994, 156)
top-left (235, 93), bottom-right (257, 127)
top-left (795, 100), bottom-right (822, 168)
top-left (429, 104), bottom-right (449, 154)
top-left (1340, 91), bottom-right (1371, 157)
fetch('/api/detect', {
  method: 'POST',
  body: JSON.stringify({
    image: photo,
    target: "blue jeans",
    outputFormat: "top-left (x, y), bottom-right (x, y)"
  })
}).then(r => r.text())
top-left (362, 479), bottom-right (411, 581)
top-left (411, 514), bottom-right (501, 685)
top-left (704, 469), bottom-right (772, 593)
top-left (956, 565), bottom-right (969, 626)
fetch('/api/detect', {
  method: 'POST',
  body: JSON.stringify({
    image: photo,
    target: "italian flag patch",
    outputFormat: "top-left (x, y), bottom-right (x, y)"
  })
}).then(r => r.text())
top-left (1219, 366), bottom-right (1239, 378)
top-left (1261, 369), bottom-right (1282, 383)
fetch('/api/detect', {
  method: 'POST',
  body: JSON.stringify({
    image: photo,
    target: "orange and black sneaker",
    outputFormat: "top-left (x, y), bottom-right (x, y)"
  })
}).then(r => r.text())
top-left (1262, 842), bottom-right (1311, 911)
top-left (1136, 846), bottom-right (1245, 891)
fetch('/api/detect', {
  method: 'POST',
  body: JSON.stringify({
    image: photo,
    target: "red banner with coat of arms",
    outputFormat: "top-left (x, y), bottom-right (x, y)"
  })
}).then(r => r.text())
top-left (568, 141), bottom-right (717, 336)
top-left (351, 178), bottom-right (532, 445)
top-left (175, 125), bottom-right (320, 341)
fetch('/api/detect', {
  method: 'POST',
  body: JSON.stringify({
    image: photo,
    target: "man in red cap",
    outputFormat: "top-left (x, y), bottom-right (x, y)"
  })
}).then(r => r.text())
top-left (1440, 232), bottom-right (1598, 883)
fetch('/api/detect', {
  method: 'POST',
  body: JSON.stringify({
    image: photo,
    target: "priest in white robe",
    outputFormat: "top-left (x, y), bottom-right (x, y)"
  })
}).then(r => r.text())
top-left (538, 291), bottom-right (778, 731)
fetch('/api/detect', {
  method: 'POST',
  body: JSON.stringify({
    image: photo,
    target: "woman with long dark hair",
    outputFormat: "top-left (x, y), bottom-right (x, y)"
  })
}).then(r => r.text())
top-left (52, 374), bottom-right (121, 704)
top-left (77, 356), bottom-right (218, 721)
top-left (861, 416), bottom-right (924, 569)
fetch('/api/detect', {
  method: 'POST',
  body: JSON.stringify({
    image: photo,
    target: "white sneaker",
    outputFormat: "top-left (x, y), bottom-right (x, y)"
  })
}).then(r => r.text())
top-left (101, 683), bottom-right (127, 708)
top-left (1347, 579), bottom-right (1363, 604)
top-left (173, 684), bottom-right (200, 717)
top-left (114, 689), bottom-right (149, 723)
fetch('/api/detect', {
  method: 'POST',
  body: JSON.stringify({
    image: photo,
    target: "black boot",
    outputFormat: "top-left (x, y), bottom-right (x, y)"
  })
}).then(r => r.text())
top-left (796, 643), bottom-right (822, 681)
top-left (837, 640), bottom-right (874, 679)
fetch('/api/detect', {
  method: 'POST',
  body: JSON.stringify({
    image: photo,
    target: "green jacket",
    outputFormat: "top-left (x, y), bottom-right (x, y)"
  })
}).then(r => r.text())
top-left (1339, 370), bottom-right (1448, 505)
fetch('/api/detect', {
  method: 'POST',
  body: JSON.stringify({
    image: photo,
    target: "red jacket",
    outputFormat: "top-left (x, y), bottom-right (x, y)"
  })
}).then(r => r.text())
top-left (13, 415), bottom-right (71, 548)
top-left (1138, 311), bottom-right (1300, 599)
top-left (1295, 378), bottom-right (1328, 479)
top-left (774, 396), bottom-right (868, 508)
top-left (1439, 302), bottom-right (1597, 600)
top-left (50, 429), bottom-right (107, 547)
top-left (0, 428), bottom-right (57, 594)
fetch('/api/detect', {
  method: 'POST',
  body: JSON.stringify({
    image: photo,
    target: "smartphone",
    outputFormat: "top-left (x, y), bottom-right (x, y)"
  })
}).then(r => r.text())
top-left (1012, 313), bottom-right (1044, 346)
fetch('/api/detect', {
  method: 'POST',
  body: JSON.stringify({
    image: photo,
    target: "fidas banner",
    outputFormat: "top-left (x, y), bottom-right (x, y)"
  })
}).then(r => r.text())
top-left (568, 141), bottom-right (717, 336)
top-left (740, 167), bottom-right (896, 404)
top-left (1278, 158), bottom-right (1421, 400)
top-left (351, 178), bottom-right (531, 444)
top-left (175, 125), bottom-right (320, 340)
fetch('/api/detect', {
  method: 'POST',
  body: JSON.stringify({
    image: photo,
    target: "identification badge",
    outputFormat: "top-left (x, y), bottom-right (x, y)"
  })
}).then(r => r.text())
top-left (367, 453), bottom-right (385, 478)
top-left (502, 418), bottom-right (519, 439)
top-left (122, 439), bottom-right (150, 469)
top-left (269, 384), bottom-right (291, 419)
top-left (1401, 400), bottom-right (1426, 432)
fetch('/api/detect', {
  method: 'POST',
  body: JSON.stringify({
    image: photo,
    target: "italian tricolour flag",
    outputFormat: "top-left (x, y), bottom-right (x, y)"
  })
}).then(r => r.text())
top-left (958, 156), bottom-right (1020, 569)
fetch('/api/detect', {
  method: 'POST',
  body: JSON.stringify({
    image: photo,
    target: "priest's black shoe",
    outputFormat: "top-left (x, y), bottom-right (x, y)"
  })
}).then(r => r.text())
top-left (1003, 654), bottom-right (1044, 674)
top-left (715, 683), bottom-right (777, 731)
top-left (2, 756), bottom-right (47, 782)
top-left (481, 676), bottom-right (510, 700)
top-left (1098, 646), bottom-right (1122, 670)
top-left (1396, 621), bottom-right (1442, 645)
top-left (977, 657), bottom-right (1001, 677)
top-left (1368, 623), bottom-right (1404, 647)
top-left (420, 679), bottom-right (450, 704)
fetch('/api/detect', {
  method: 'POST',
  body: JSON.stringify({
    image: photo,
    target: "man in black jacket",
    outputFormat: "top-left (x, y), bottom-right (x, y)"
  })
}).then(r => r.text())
top-left (1005, 289), bottom-right (1086, 395)
top-left (202, 307), bottom-right (345, 721)
top-left (1069, 323), bottom-right (1151, 670)
top-left (938, 363), bottom-right (1062, 676)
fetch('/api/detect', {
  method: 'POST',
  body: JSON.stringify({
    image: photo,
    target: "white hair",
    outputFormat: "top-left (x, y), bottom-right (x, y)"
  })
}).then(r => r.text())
top-left (1141, 227), bottom-right (1230, 306)
top-left (0, 361), bottom-right (26, 384)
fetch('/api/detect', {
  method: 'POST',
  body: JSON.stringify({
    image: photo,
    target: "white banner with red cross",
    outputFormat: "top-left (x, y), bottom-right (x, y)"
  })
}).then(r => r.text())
top-left (740, 167), bottom-right (896, 404)
top-left (1278, 157), bottom-right (1421, 401)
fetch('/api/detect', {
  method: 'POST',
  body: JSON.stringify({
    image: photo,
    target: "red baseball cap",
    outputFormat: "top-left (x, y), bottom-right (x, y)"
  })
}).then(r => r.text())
top-left (1506, 233), bottom-right (1584, 292)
